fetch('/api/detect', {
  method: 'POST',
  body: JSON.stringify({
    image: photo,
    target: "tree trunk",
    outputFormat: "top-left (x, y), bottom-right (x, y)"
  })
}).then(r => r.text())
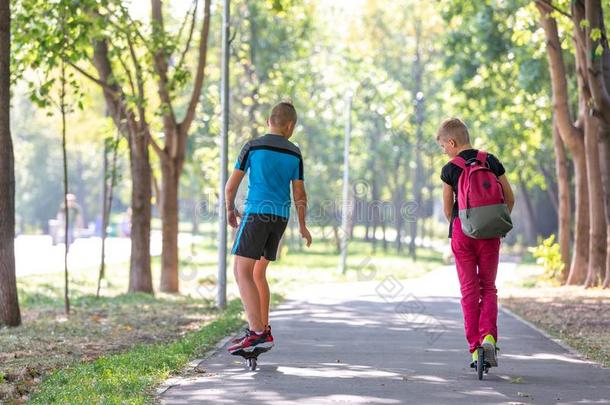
top-left (60, 58), bottom-right (70, 315)
top-left (127, 127), bottom-right (153, 293)
top-left (160, 160), bottom-right (180, 293)
top-left (0, 0), bottom-right (21, 326)
top-left (332, 224), bottom-right (341, 253)
top-left (553, 121), bottom-right (572, 280)
top-left (584, 113), bottom-right (607, 287)
top-left (518, 175), bottom-right (538, 246)
top-left (600, 124), bottom-right (610, 288)
top-left (571, 5), bottom-right (607, 287)
top-left (364, 200), bottom-right (371, 242)
top-left (347, 195), bottom-right (356, 240)
top-left (539, 162), bottom-right (559, 215)
top-left (98, 143), bottom-right (109, 297)
top-left (90, 36), bottom-right (153, 294)
top-left (370, 172), bottom-right (380, 253)
top-left (566, 149), bottom-right (590, 284)
top-left (150, 0), bottom-right (211, 294)
top-left (191, 198), bottom-right (200, 235)
top-left (577, 0), bottom-right (610, 288)
top-left (97, 129), bottom-right (120, 297)
top-left (394, 193), bottom-right (404, 253)
top-left (382, 221), bottom-right (388, 252)
top-left (75, 154), bottom-right (88, 225)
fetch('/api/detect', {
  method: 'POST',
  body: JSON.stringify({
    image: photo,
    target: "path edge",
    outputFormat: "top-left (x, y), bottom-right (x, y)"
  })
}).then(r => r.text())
top-left (499, 305), bottom-right (604, 368)
top-left (155, 323), bottom-right (247, 397)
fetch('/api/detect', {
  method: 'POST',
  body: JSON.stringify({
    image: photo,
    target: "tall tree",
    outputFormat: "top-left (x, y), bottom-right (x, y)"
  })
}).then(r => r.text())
top-left (536, 1), bottom-right (590, 284)
top-left (90, 33), bottom-right (154, 294)
top-left (0, 0), bottom-right (21, 327)
top-left (13, 0), bottom-right (154, 293)
top-left (14, 0), bottom-right (214, 293)
top-left (59, 43), bottom-right (70, 315)
top-left (149, 0), bottom-right (212, 293)
top-left (576, 0), bottom-right (610, 287)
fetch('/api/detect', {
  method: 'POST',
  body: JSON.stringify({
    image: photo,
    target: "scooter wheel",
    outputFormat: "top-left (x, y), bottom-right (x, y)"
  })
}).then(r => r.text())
top-left (477, 347), bottom-right (485, 380)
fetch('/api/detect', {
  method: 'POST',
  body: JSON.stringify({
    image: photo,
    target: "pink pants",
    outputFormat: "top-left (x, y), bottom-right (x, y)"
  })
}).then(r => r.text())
top-left (451, 217), bottom-right (501, 353)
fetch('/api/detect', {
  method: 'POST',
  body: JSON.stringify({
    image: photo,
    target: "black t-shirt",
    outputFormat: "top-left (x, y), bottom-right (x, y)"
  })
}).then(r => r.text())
top-left (440, 149), bottom-right (506, 238)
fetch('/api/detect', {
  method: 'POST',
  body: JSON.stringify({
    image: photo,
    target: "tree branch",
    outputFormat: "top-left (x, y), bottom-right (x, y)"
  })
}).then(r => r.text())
top-left (180, 0), bottom-right (211, 134)
top-left (68, 61), bottom-right (119, 97)
top-left (584, 0), bottom-right (610, 121)
top-left (148, 131), bottom-right (165, 159)
top-left (124, 29), bottom-right (148, 133)
top-left (175, 0), bottom-right (199, 72)
top-left (116, 4), bottom-right (150, 51)
top-left (151, 0), bottom-right (178, 155)
top-left (536, 2), bottom-right (583, 147)
top-left (535, 0), bottom-right (572, 19)
top-left (116, 51), bottom-right (137, 100)
top-left (572, 0), bottom-right (592, 115)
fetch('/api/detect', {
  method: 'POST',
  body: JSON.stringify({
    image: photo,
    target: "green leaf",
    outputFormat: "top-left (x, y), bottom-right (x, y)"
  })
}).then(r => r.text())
top-left (591, 28), bottom-right (602, 41)
top-left (595, 44), bottom-right (604, 57)
top-left (580, 19), bottom-right (590, 29)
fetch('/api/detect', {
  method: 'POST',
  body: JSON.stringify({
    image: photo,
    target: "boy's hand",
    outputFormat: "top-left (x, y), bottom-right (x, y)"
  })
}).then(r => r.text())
top-left (227, 209), bottom-right (241, 228)
top-left (300, 226), bottom-right (312, 247)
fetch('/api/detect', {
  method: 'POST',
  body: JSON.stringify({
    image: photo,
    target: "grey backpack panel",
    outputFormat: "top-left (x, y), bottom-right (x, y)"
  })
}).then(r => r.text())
top-left (458, 203), bottom-right (513, 239)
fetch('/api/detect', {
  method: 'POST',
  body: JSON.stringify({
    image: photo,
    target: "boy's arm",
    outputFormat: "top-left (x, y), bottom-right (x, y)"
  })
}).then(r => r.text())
top-left (442, 183), bottom-right (454, 223)
top-left (292, 179), bottom-right (312, 247)
top-left (225, 169), bottom-right (245, 228)
top-left (498, 175), bottom-right (515, 213)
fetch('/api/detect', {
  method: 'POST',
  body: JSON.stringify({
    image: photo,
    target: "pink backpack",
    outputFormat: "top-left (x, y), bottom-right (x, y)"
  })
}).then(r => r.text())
top-left (451, 151), bottom-right (513, 239)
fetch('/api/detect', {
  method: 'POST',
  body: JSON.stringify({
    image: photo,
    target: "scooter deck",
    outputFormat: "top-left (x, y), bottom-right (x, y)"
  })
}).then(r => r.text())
top-left (231, 346), bottom-right (270, 360)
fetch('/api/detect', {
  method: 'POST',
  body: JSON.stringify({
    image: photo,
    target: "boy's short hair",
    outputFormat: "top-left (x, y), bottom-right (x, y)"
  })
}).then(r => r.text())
top-left (269, 101), bottom-right (297, 127)
top-left (436, 118), bottom-right (470, 145)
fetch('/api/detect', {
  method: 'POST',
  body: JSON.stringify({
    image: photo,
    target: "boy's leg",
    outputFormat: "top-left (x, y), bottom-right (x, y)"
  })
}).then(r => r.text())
top-left (233, 255), bottom-right (265, 332)
top-left (254, 214), bottom-right (287, 330)
top-left (476, 238), bottom-right (501, 342)
top-left (451, 218), bottom-right (481, 353)
top-left (253, 257), bottom-right (271, 327)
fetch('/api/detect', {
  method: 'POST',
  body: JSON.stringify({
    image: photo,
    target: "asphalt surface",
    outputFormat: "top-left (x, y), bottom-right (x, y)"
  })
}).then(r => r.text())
top-left (161, 267), bottom-right (610, 405)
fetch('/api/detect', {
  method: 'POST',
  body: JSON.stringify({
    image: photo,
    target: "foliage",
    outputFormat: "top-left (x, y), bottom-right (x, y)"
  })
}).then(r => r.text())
top-left (439, 0), bottom-right (555, 190)
top-left (529, 234), bottom-right (564, 282)
top-left (9, 1), bottom-right (569, 243)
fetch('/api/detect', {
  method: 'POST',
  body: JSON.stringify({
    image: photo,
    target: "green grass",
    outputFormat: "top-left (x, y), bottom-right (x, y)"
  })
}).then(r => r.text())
top-left (269, 239), bottom-right (444, 291)
top-left (28, 299), bottom-right (246, 404)
top-left (175, 235), bottom-right (444, 297)
top-left (0, 289), bottom-right (243, 402)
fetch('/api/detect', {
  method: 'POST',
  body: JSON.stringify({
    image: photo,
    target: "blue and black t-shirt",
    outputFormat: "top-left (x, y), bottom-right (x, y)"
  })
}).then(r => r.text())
top-left (234, 133), bottom-right (304, 219)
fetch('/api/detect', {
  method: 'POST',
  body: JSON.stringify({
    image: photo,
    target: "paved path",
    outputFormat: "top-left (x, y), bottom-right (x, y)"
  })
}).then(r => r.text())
top-left (161, 267), bottom-right (610, 405)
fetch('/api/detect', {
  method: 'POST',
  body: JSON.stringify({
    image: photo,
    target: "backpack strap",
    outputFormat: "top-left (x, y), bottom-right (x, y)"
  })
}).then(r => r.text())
top-left (450, 156), bottom-right (467, 170)
top-left (476, 150), bottom-right (488, 166)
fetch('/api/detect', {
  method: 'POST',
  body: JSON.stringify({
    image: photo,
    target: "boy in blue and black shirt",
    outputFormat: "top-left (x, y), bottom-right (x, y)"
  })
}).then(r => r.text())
top-left (225, 102), bottom-right (312, 355)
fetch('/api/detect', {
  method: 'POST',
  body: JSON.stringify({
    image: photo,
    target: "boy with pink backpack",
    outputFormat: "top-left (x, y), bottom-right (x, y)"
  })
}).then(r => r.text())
top-left (437, 118), bottom-right (515, 369)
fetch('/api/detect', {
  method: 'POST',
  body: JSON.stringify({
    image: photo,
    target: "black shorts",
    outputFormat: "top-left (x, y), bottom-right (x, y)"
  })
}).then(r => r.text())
top-left (231, 213), bottom-right (289, 261)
